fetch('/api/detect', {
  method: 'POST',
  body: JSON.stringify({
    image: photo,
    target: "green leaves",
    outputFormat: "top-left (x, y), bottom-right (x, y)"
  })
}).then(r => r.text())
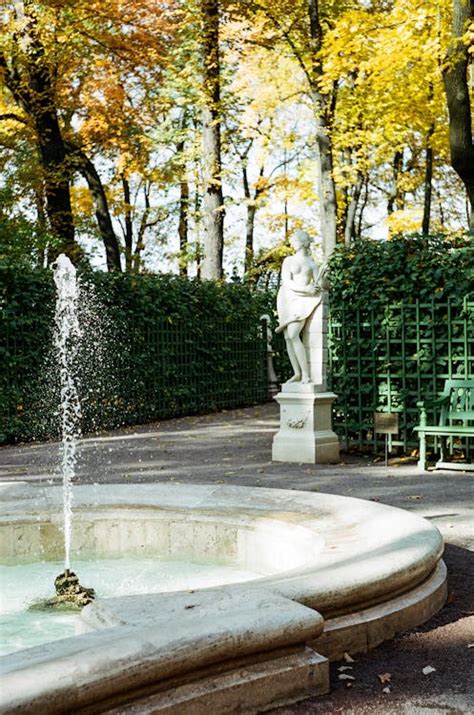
top-left (328, 233), bottom-right (474, 310)
top-left (328, 232), bottom-right (473, 450)
top-left (0, 265), bottom-right (272, 443)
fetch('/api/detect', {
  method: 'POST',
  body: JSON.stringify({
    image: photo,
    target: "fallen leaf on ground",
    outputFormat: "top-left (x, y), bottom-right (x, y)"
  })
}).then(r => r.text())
top-left (407, 495), bottom-right (422, 500)
top-left (343, 652), bottom-right (355, 663)
top-left (338, 674), bottom-right (355, 681)
top-left (382, 687), bottom-right (391, 694)
top-left (422, 666), bottom-right (436, 675)
top-left (338, 665), bottom-right (353, 672)
top-left (447, 591), bottom-right (456, 604)
top-left (377, 673), bottom-right (391, 684)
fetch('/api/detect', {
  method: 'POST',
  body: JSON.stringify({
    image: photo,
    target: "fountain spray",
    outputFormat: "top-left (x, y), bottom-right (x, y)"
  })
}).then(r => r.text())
top-left (30, 255), bottom-right (94, 611)
top-left (52, 253), bottom-right (82, 573)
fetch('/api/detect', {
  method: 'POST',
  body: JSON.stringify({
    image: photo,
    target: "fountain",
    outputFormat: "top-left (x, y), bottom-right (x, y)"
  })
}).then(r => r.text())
top-left (31, 254), bottom-right (95, 611)
top-left (0, 250), bottom-right (448, 713)
top-left (0, 481), bottom-right (447, 713)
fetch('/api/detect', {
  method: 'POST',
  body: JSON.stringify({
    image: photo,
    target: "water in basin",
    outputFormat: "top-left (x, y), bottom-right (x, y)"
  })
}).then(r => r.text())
top-left (0, 557), bottom-right (259, 656)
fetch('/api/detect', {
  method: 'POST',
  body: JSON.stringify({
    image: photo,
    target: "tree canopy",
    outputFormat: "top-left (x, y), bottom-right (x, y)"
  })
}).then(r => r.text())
top-left (0, 0), bottom-right (472, 277)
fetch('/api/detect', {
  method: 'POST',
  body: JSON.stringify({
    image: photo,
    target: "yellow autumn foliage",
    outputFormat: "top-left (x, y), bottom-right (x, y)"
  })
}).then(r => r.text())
top-left (387, 208), bottom-right (423, 237)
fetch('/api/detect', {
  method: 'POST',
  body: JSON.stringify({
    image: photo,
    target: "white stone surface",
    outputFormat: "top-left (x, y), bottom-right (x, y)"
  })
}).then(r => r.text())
top-left (272, 231), bottom-right (340, 463)
top-left (312, 561), bottom-right (447, 660)
top-left (0, 483), bottom-right (444, 613)
top-left (275, 231), bottom-right (328, 386)
top-left (272, 391), bottom-right (340, 463)
top-left (1, 586), bottom-right (325, 714)
top-left (104, 647), bottom-right (329, 714)
top-left (302, 293), bottom-right (329, 389)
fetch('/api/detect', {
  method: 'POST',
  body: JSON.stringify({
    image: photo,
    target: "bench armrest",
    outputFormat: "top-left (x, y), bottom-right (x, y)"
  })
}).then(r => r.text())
top-left (416, 394), bottom-right (450, 409)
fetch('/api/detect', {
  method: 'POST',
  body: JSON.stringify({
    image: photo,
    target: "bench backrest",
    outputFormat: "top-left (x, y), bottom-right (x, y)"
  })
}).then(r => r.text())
top-left (440, 379), bottom-right (474, 425)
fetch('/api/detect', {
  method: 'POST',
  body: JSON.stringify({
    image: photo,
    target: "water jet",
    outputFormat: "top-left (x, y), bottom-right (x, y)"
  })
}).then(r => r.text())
top-left (48, 254), bottom-right (95, 610)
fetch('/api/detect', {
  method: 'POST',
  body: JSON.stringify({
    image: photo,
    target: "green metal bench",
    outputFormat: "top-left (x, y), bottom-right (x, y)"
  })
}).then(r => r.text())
top-left (415, 379), bottom-right (474, 471)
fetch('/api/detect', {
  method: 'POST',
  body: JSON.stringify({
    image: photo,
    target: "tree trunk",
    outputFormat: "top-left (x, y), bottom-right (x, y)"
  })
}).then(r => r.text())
top-left (33, 102), bottom-right (77, 254)
top-left (177, 139), bottom-right (190, 277)
top-left (242, 163), bottom-right (252, 275)
top-left (442, 0), bottom-right (474, 229)
top-left (242, 160), bottom-right (266, 279)
top-left (316, 119), bottom-right (338, 255)
top-left (201, 0), bottom-right (225, 280)
top-left (357, 176), bottom-right (369, 239)
top-left (122, 176), bottom-right (133, 271)
top-left (245, 205), bottom-right (257, 276)
top-left (307, 0), bottom-right (338, 257)
top-left (0, 7), bottom-right (79, 259)
top-left (178, 176), bottom-right (190, 277)
top-left (193, 157), bottom-right (203, 279)
top-left (133, 185), bottom-right (154, 273)
top-left (387, 150), bottom-right (404, 214)
top-left (67, 144), bottom-right (122, 271)
top-left (422, 142), bottom-right (433, 235)
top-left (344, 171), bottom-right (364, 246)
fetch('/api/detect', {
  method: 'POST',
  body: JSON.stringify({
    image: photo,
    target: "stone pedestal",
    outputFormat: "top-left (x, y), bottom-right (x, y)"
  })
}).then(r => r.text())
top-left (272, 384), bottom-right (340, 464)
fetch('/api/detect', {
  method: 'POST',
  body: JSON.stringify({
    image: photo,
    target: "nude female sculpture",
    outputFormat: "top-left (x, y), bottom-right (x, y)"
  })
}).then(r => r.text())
top-left (275, 231), bottom-right (327, 384)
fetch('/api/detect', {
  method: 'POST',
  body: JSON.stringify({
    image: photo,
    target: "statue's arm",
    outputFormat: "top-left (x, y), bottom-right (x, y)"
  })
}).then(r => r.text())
top-left (280, 258), bottom-right (292, 285)
top-left (320, 262), bottom-right (330, 290)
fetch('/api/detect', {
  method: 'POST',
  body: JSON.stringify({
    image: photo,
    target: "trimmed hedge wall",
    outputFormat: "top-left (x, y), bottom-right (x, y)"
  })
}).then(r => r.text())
top-left (1, 233), bottom-right (472, 447)
top-left (328, 234), bottom-right (473, 307)
top-left (0, 264), bottom-right (275, 444)
top-left (327, 234), bottom-right (474, 451)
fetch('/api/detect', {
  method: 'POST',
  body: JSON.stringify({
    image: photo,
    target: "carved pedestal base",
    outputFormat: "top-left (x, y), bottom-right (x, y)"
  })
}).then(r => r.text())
top-left (272, 384), bottom-right (340, 464)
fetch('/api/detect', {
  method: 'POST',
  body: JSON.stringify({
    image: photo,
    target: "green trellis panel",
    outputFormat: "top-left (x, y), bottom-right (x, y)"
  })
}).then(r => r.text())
top-left (0, 316), bottom-right (268, 443)
top-left (328, 296), bottom-right (474, 451)
top-left (83, 316), bottom-right (269, 431)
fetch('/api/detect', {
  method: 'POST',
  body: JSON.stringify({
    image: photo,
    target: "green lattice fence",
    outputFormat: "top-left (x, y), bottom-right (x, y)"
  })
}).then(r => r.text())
top-left (0, 261), bottom-right (271, 443)
top-left (106, 316), bottom-right (268, 426)
top-left (0, 314), bottom-right (268, 443)
top-left (328, 296), bottom-right (474, 451)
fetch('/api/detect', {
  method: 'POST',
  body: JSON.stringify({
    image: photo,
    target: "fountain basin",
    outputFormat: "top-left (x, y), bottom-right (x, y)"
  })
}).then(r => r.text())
top-left (0, 482), bottom-right (446, 713)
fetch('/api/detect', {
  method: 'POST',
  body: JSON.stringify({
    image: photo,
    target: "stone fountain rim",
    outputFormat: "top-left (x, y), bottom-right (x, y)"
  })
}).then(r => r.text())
top-left (0, 481), bottom-right (444, 617)
top-left (0, 482), bottom-right (447, 714)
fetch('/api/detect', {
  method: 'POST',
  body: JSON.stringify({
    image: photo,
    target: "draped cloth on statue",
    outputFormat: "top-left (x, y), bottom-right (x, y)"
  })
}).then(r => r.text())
top-left (275, 287), bottom-right (322, 334)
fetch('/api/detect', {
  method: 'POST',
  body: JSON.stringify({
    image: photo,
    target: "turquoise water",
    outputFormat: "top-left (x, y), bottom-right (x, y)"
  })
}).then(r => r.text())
top-left (0, 558), bottom-right (258, 656)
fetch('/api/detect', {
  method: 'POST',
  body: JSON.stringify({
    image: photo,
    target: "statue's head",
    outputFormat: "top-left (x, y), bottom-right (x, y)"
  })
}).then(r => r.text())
top-left (51, 253), bottom-right (74, 272)
top-left (291, 230), bottom-right (312, 251)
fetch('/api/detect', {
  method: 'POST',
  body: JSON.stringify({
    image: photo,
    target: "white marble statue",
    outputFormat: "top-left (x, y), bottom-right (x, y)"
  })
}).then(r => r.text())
top-left (275, 231), bottom-right (327, 384)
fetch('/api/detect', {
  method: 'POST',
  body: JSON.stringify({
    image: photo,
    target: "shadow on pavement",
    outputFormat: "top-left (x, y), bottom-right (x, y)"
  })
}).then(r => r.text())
top-left (412, 543), bottom-right (474, 631)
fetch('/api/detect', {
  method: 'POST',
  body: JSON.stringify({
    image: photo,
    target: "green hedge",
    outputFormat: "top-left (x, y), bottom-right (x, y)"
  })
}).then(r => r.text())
top-left (328, 234), bottom-right (473, 307)
top-left (0, 264), bottom-right (274, 444)
top-left (1, 233), bottom-right (472, 447)
top-left (0, 264), bottom-right (56, 443)
top-left (327, 233), bottom-right (474, 451)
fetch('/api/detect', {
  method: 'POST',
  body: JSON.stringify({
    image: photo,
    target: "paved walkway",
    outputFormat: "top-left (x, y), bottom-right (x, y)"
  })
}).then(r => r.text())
top-left (1, 402), bottom-right (473, 713)
top-left (1, 402), bottom-right (472, 549)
